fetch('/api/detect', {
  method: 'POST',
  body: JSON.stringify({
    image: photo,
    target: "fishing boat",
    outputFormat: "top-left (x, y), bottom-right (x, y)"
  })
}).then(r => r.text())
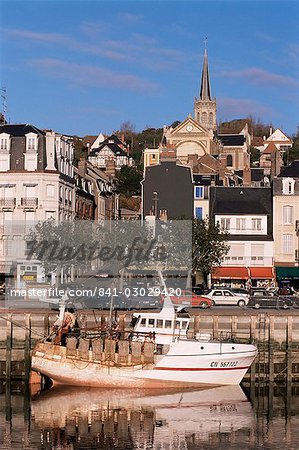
top-left (31, 273), bottom-right (257, 387)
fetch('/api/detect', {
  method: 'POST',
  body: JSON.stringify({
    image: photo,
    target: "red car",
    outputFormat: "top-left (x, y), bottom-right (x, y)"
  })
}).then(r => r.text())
top-left (167, 290), bottom-right (213, 309)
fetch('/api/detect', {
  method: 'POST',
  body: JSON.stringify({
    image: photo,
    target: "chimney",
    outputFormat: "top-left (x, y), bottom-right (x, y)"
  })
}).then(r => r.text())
top-left (269, 127), bottom-right (273, 136)
top-left (243, 165), bottom-right (251, 186)
top-left (45, 131), bottom-right (56, 171)
top-left (78, 158), bottom-right (87, 177)
top-left (106, 159), bottom-right (116, 177)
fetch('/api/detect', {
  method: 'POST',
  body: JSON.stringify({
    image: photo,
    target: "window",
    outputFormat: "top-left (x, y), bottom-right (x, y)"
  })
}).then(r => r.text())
top-left (195, 207), bottom-right (203, 219)
top-left (140, 318), bottom-right (146, 327)
top-left (46, 184), bottom-right (55, 197)
top-left (165, 320), bottom-right (172, 329)
top-left (214, 291), bottom-right (223, 296)
top-left (152, 154), bottom-right (156, 159)
top-left (157, 319), bottom-right (163, 328)
top-left (282, 178), bottom-right (295, 195)
top-left (148, 319), bottom-right (155, 328)
top-left (45, 211), bottom-right (56, 220)
top-left (252, 218), bottom-right (262, 231)
top-left (0, 138), bottom-right (7, 150)
top-left (283, 206), bottom-right (293, 224)
top-left (236, 218), bottom-right (246, 230)
top-left (194, 186), bottom-right (203, 199)
top-left (283, 234), bottom-right (293, 254)
top-left (209, 112), bottom-right (214, 125)
top-left (227, 155), bottom-right (233, 167)
top-left (201, 112), bottom-right (207, 123)
top-left (220, 218), bottom-right (231, 230)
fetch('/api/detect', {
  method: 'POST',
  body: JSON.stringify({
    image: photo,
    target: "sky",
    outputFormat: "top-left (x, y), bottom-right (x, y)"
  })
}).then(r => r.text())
top-left (1, 0), bottom-right (299, 137)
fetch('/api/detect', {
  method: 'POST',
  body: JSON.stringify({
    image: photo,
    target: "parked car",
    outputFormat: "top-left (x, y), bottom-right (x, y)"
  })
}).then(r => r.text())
top-left (226, 287), bottom-right (249, 298)
top-left (168, 290), bottom-right (214, 309)
top-left (192, 286), bottom-right (204, 296)
top-left (199, 288), bottom-right (249, 307)
top-left (248, 289), bottom-right (293, 309)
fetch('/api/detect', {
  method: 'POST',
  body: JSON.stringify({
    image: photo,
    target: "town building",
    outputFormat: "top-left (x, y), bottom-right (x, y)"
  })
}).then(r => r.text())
top-left (143, 47), bottom-right (251, 183)
top-left (76, 158), bottom-right (119, 223)
top-left (209, 186), bottom-right (274, 287)
top-left (142, 159), bottom-right (193, 220)
top-left (88, 134), bottom-right (132, 171)
top-left (0, 123), bottom-right (76, 285)
top-left (273, 160), bottom-right (299, 290)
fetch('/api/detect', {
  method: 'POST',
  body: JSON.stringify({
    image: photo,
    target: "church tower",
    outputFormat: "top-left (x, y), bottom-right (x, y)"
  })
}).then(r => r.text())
top-left (194, 45), bottom-right (217, 131)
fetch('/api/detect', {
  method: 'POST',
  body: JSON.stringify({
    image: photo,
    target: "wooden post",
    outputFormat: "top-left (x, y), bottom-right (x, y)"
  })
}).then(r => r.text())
top-left (250, 316), bottom-right (257, 389)
top-left (268, 316), bottom-right (275, 383)
top-left (5, 314), bottom-right (12, 382)
top-left (286, 316), bottom-right (293, 385)
top-left (231, 315), bottom-right (237, 340)
top-left (24, 314), bottom-right (31, 381)
top-left (213, 316), bottom-right (219, 340)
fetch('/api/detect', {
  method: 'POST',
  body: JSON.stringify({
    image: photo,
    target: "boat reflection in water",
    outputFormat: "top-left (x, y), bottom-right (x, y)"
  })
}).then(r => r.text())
top-left (31, 385), bottom-right (254, 448)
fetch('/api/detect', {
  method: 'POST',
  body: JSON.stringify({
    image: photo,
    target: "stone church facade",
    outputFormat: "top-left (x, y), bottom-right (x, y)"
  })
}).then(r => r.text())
top-left (144, 47), bottom-right (251, 180)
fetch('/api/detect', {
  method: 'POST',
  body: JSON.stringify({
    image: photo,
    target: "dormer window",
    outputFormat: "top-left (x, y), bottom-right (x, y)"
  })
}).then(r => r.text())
top-left (1, 138), bottom-right (8, 150)
top-left (26, 133), bottom-right (37, 152)
top-left (282, 178), bottom-right (295, 195)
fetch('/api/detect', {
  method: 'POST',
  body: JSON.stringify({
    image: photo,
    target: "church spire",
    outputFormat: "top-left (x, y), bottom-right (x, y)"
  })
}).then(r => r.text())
top-left (200, 39), bottom-right (212, 101)
top-left (194, 39), bottom-right (217, 131)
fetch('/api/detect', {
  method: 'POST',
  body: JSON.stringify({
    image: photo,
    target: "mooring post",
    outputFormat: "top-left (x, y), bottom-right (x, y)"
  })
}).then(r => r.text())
top-left (212, 315), bottom-right (219, 340)
top-left (268, 316), bottom-right (274, 383)
top-left (231, 315), bottom-right (237, 341)
top-left (24, 314), bottom-right (31, 381)
top-left (5, 314), bottom-right (12, 382)
top-left (286, 316), bottom-right (293, 385)
top-left (250, 315), bottom-right (256, 389)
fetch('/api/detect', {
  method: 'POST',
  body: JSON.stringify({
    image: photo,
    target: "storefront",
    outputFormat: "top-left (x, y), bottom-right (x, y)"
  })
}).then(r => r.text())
top-left (248, 267), bottom-right (276, 288)
top-left (276, 267), bottom-right (299, 290)
top-left (212, 266), bottom-right (250, 288)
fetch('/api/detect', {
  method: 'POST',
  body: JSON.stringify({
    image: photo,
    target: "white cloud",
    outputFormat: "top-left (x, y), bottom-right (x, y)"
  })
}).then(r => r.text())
top-left (29, 58), bottom-right (159, 92)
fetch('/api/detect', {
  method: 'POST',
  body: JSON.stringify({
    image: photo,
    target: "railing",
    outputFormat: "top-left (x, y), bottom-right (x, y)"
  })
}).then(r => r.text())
top-left (0, 198), bottom-right (16, 209)
top-left (21, 197), bottom-right (38, 208)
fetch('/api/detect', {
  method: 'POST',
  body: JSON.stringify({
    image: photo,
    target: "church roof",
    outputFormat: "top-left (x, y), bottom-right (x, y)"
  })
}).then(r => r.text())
top-left (217, 134), bottom-right (246, 146)
top-left (200, 49), bottom-right (212, 101)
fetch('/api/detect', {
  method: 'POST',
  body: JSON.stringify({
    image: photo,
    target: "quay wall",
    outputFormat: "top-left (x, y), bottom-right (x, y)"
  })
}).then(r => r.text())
top-left (1, 309), bottom-right (299, 383)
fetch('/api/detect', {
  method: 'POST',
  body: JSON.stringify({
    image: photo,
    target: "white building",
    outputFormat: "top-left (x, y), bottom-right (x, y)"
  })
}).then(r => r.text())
top-left (0, 123), bottom-right (76, 285)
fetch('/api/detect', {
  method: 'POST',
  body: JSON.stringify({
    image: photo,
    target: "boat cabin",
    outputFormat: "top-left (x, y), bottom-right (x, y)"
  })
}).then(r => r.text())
top-left (133, 295), bottom-right (191, 345)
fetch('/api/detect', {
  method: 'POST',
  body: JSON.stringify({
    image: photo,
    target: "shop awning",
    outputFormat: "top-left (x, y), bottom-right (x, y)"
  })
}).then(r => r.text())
top-left (249, 267), bottom-right (275, 279)
top-left (212, 267), bottom-right (249, 280)
top-left (276, 267), bottom-right (299, 280)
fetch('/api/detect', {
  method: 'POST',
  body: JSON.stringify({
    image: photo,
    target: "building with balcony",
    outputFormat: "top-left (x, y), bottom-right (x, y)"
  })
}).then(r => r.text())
top-left (273, 161), bottom-right (299, 290)
top-left (210, 186), bottom-right (274, 287)
top-left (0, 123), bottom-right (76, 282)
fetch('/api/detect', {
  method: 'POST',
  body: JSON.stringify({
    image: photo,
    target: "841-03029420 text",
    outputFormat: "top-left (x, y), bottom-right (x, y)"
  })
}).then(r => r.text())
top-left (8, 286), bottom-right (183, 299)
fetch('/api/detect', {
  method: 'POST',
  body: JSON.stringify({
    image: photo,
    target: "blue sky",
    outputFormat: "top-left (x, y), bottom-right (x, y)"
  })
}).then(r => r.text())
top-left (1, 0), bottom-right (299, 136)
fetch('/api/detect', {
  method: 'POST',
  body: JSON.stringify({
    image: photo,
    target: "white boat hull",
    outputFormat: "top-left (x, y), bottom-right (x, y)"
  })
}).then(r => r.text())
top-left (32, 340), bottom-right (257, 387)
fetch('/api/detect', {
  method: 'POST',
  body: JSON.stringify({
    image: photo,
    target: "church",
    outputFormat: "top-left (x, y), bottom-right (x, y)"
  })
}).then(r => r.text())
top-left (143, 46), bottom-right (251, 183)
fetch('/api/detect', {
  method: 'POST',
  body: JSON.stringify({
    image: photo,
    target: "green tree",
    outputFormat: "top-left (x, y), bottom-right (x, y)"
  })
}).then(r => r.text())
top-left (116, 166), bottom-right (143, 197)
top-left (192, 218), bottom-right (230, 287)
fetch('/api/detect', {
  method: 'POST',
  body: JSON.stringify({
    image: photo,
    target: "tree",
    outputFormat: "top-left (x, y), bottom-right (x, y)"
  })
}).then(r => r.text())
top-left (192, 218), bottom-right (230, 287)
top-left (25, 219), bottom-right (102, 286)
top-left (116, 166), bottom-right (143, 197)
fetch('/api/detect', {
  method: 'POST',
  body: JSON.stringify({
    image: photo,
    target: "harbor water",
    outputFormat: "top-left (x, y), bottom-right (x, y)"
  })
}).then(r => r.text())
top-left (1, 381), bottom-right (299, 449)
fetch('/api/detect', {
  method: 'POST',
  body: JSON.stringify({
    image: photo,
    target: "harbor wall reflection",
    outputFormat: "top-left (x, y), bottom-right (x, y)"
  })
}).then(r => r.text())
top-left (1, 381), bottom-right (299, 449)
